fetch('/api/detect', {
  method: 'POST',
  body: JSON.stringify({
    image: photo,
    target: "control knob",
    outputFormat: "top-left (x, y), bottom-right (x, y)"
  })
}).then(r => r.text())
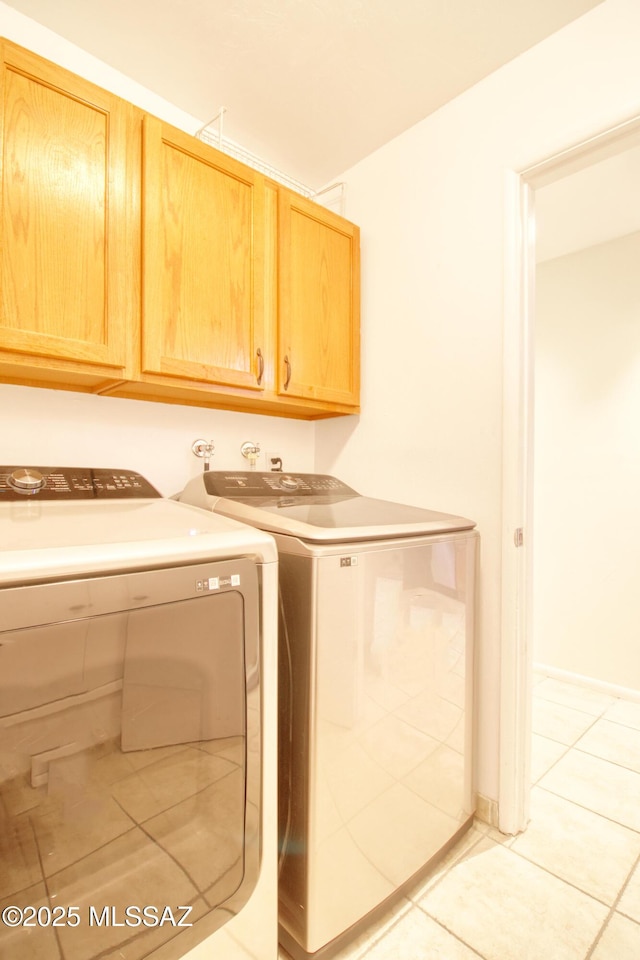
top-left (279, 475), bottom-right (299, 491)
top-left (8, 468), bottom-right (46, 494)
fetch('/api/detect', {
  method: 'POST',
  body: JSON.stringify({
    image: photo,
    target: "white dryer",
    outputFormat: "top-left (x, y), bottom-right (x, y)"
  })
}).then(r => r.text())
top-left (178, 471), bottom-right (479, 960)
top-left (0, 466), bottom-right (278, 960)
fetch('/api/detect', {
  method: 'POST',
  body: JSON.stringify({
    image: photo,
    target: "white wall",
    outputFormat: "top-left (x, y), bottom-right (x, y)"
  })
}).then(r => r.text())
top-left (0, 385), bottom-right (314, 497)
top-left (0, 4), bottom-right (316, 495)
top-left (533, 232), bottom-right (640, 691)
top-left (316, 0), bottom-right (640, 804)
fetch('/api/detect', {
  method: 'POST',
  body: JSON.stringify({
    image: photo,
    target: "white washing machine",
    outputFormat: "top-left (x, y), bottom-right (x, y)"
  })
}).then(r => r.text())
top-left (0, 465), bottom-right (278, 960)
top-left (178, 471), bottom-right (479, 960)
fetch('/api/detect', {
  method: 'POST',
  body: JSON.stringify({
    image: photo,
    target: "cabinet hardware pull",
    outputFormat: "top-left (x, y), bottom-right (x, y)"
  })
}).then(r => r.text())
top-left (256, 348), bottom-right (264, 385)
top-left (284, 355), bottom-right (292, 390)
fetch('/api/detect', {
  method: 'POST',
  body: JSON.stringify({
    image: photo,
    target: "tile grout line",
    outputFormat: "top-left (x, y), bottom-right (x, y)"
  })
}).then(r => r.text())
top-left (583, 710), bottom-right (640, 734)
top-left (534, 702), bottom-right (640, 793)
top-left (583, 849), bottom-right (640, 959)
top-left (533, 679), bottom-right (616, 707)
top-left (413, 909), bottom-right (488, 959)
top-left (532, 685), bottom-right (640, 958)
top-left (347, 899), bottom-right (415, 960)
top-left (533, 696), bottom-right (614, 719)
top-left (533, 714), bottom-right (604, 748)
top-left (531, 707), bottom-right (604, 784)
top-left (407, 829), bottom-right (489, 902)
top-left (534, 690), bottom-right (640, 737)
top-left (571, 742), bottom-right (640, 778)
top-left (533, 781), bottom-right (640, 837)
top-left (531, 737), bottom-right (575, 786)
top-left (506, 828), bottom-right (630, 910)
top-left (408, 830), bottom-right (495, 960)
top-left (534, 783), bottom-right (640, 846)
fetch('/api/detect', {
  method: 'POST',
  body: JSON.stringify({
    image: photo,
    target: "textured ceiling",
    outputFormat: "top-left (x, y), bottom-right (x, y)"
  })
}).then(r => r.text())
top-left (3, 0), bottom-right (602, 188)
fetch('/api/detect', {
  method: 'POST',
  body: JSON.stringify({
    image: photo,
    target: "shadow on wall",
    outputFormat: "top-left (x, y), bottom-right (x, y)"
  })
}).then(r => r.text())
top-left (314, 414), bottom-right (360, 475)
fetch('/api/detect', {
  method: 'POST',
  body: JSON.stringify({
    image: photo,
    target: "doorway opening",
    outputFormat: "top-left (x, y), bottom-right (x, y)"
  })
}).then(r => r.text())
top-left (500, 115), bottom-right (640, 835)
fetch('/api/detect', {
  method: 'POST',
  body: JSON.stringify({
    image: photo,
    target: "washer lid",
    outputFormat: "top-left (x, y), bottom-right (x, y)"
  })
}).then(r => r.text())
top-left (183, 472), bottom-right (475, 542)
top-left (214, 495), bottom-right (475, 541)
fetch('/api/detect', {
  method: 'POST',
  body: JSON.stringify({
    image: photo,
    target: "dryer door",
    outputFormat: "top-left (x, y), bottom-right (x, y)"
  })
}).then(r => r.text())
top-left (0, 557), bottom-right (261, 960)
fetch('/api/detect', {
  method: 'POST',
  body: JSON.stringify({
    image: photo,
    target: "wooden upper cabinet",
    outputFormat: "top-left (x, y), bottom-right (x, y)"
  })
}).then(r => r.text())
top-left (0, 41), bottom-right (135, 372)
top-left (277, 190), bottom-right (360, 407)
top-left (0, 38), bottom-right (361, 416)
top-left (141, 116), bottom-right (266, 390)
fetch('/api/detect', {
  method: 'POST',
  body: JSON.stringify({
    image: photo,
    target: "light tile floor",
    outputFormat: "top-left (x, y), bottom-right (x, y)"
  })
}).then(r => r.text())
top-left (280, 675), bottom-right (640, 960)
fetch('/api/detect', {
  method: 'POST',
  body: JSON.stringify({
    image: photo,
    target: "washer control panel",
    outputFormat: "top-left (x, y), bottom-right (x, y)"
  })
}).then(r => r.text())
top-left (201, 471), bottom-right (357, 500)
top-left (0, 467), bottom-right (161, 500)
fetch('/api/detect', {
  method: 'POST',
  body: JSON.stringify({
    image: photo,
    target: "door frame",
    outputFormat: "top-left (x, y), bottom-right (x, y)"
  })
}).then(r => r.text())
top-left (499, 114), bottom-right (640, 835)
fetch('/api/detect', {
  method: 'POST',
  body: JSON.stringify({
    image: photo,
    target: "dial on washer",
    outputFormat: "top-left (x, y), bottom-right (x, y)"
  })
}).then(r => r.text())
top-left (279, 476), bottom-right (299, 491)
top-left (8, 468), bottom-right (46, 493)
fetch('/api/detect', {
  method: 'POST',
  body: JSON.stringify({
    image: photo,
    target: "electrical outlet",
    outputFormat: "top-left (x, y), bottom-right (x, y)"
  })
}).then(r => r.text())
top-left (265, 451), bottom-right (284, 472)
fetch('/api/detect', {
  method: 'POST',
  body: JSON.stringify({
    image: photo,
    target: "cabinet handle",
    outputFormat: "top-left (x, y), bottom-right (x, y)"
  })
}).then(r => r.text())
top-left (256, 348), bottom-right (264, 385)
top-left (283, 355), bottom-right (292, 390)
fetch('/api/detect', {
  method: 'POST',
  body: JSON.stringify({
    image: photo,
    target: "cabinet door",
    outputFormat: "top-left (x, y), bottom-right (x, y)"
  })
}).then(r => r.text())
top-left (142, 117), bottom-right (265, 390)
top-left (0, 42), bottom-right (133, 371)
top-left (278, 191), bottom-right (360, 407)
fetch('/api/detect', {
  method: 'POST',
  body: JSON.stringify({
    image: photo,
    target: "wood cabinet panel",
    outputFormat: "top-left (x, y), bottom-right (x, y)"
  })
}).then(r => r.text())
top-left (0, 41), bottom-right (135, 372)
top-left (0, 40), bottom-right (360, 417)
top-left (141, 116), bottom-right (265, 390)
top-left (278, 190), bottom-right (360, 407)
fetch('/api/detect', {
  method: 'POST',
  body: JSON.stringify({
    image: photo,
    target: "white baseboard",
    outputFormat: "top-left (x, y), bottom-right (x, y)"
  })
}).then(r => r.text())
top-left (534, 662), bottom-right (640, 704)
